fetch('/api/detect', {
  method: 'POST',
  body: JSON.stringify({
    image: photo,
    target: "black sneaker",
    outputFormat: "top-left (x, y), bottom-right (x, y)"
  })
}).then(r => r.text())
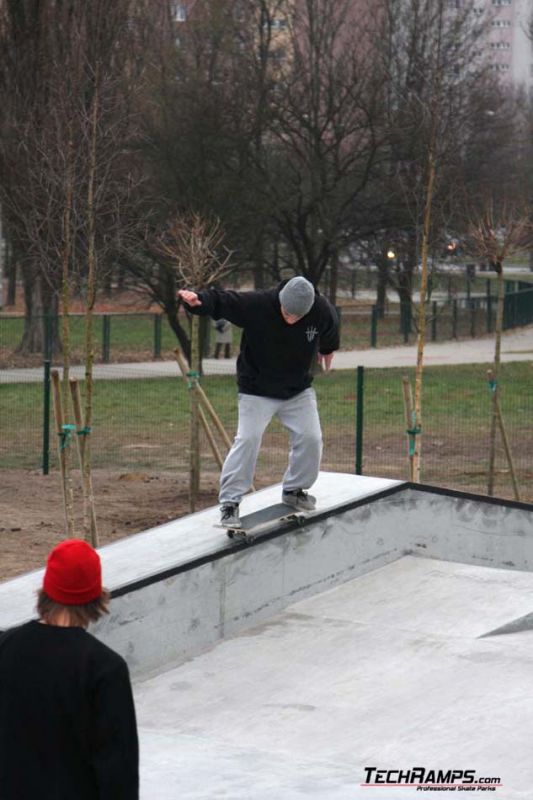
top-left (282, 489), bottom-right (316, 511)
top-left (220, 503), bottom-right (241, 528)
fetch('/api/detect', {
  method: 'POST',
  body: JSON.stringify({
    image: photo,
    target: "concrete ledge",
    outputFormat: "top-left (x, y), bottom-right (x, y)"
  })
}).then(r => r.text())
top-left (1, 473), bottom-right (532, 679)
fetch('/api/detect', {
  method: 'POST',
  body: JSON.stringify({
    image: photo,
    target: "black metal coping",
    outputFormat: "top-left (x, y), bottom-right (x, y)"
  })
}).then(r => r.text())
top-left (408, 482), bottom-right (533, 513)
top-left (110, 482), bottom-right (533, 600)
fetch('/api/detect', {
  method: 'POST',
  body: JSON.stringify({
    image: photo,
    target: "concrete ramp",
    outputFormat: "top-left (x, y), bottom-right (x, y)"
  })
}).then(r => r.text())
top-left (1, 472), bottom-right (533, 680)
top-left (135, 556), bottom-right (533, 799)
top-left (0, 473), bottom-right (402, 675)
top-left (1, 472), bottom-right (533, 798)
top-left (481, 612), bottom-right (533, 638)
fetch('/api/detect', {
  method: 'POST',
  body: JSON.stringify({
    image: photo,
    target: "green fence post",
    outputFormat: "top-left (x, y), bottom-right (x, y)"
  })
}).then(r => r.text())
top-left (370, 306), bottom-right (378, 347)
top-left (44, 313), bottom-right (53, 360)
top-left (431, 300), bottom-right (437, 341)
top-left (102, 315), bottom-right (111, 363)
top-left (153, 314), bottom-right (162, 359)
top-left (355, 366), bottom-right (364, 475)
top-left (509, 293), bottom-right (516, 329)
top-left (42, 359), bottom-right (51, 475)
top-left (486, 280), bottom-right (492, 333)
top-left (452, 300), bottom-right (458, 339)
top-left (470, 301), bottom-right (476, 338)
top-left (401, 301), bottom-right (411, 344)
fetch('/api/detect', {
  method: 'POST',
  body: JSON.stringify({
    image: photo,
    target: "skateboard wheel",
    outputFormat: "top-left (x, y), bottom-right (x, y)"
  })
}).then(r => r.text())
top-left (227, 530), bottom-right (235, 539)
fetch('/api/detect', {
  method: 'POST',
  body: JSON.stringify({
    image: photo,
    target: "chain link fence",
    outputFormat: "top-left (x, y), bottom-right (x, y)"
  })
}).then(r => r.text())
top-left (1, 360), bottom-right (531, 503)
top-left (2, 283), bottom-right (533, 366)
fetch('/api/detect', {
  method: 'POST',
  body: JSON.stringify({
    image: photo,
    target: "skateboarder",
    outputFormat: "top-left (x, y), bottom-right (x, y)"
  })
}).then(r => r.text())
top-left (178, 276), bottom-right (339, 528)
top-left (0, 539), bottom-right (139, 800)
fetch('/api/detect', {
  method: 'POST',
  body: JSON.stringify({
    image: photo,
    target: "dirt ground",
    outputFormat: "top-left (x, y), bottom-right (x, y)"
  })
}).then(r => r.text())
top-left (0, 469), bottom-right (219, 583)
top-left (2, 448), bottom-right (531, 587)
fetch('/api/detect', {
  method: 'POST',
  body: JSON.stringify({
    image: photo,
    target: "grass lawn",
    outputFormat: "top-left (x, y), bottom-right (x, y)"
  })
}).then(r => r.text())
top-left (0, 313), bottom-right (179, 356)
top-left (0, 299), bottom-right (509, 362)
top-left (1, 361), bottom-right (532, 501)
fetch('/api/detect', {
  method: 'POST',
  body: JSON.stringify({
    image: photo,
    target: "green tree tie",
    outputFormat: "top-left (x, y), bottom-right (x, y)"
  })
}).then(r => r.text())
top-left (59, 424), bottom-right (77, 450)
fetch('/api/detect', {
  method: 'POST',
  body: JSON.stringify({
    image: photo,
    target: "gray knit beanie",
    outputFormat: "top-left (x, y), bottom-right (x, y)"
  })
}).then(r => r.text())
top-left (279, 277), bottom-right (315, 317)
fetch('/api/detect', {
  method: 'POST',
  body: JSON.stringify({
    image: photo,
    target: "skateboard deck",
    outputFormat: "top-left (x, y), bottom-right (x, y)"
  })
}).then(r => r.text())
top-left (217, 502), bottom-right (308, 542)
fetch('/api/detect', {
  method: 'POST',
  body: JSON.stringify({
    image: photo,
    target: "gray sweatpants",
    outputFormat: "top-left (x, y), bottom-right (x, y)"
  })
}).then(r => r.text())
top-left (219, 388), bottom-right (323, 505)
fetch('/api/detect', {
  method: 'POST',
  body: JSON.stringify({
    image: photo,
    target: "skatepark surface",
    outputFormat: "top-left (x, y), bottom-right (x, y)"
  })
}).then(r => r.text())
top-left (1, 471), bottom-right (531, 799)
top-left (135, 555), bottom-right (532, 799)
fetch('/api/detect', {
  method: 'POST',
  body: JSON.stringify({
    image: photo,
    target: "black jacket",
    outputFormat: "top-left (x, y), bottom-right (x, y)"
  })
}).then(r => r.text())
top-left (187, 282), bottom-right (340, 399)
top-left (0, 620), bottom-right (139, 800)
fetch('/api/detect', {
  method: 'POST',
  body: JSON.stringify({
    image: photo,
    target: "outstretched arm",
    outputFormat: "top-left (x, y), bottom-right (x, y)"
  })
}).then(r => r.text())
top-left (177, 289), bottom-right (202, 307)
top-left (178, 287), bottom-right (250, 328)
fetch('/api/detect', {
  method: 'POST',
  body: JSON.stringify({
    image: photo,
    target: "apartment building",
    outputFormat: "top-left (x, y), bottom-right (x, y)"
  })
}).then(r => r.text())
top-left (457, 0), bottom-right (533, 88)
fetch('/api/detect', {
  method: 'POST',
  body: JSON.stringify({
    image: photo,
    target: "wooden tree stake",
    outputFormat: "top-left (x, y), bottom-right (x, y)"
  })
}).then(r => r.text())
top-left (402, 375), bottom-right (416, 481)
top-left (486, 370), bottom-right (520, 502)
top-left (69, 378), bottom-right (98, 546)
top-left (51, 369), bottom-right (75, 537)
top-left (174, 348), bottom-right (256, 492)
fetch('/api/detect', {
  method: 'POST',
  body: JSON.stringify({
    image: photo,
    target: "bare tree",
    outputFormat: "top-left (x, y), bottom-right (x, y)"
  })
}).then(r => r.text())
top-left (0, 0), bottom-right (154, 539)
top-left (370, 0), bottom-right (506, 480)
top-left (136, 0), bottom-right (386, 300)
top-left (0, 0), bottom-right (154, 354)
top-left (156, 213), bottom-right (231, 509)
top-left (253, 0), bottom-right (385, 293)
top-left (467, 199), bottom-right (533, 498)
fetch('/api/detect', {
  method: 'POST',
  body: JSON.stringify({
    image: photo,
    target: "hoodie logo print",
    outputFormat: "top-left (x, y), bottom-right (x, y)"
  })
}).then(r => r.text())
top-left (306, 326), bottom-right (318, 342)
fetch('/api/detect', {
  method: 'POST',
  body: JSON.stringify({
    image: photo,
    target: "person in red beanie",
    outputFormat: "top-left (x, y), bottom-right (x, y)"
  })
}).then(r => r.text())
top-left (0, 539), bottom-right (139, 800)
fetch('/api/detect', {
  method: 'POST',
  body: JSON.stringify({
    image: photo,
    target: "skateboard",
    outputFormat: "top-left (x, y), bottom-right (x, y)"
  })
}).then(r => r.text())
top-left (217, 502), bottom-right (308, 542)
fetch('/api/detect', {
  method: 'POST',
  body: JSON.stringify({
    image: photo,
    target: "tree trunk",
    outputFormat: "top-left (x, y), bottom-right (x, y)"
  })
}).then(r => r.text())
top-left (253, 235), bottom-right (265, 290)
top-left (189, 314), bottom-right (201, 511)
top-left (328, 247), bottom-right (339, 306)
top-left (82, 81), bottom-right (100, 546)
top-left (487, 263), bottom-right (504, 496)
top-left (376, 254), bottom-right (389, 319)
top-left (118, 262), bottom-right (126, 289)
top-left (103, 265), bottom-right (113, 297)
top-left (17, 270), bottom-right (60, 356)
top-left (411, 0), bottom-right (444, 483)
top-left (412, 150), bottom-right (437, 482)
top-left (6, 241), bottom-right (17, 307)
top-left (167, 306), bottom-right (191, 362)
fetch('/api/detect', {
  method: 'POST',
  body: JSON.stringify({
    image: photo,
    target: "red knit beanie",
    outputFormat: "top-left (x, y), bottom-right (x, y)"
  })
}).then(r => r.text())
top-left (43, 540), bottom-right (102, 605)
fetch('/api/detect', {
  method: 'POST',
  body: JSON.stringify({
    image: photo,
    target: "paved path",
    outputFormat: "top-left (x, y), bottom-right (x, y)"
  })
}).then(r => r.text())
top-left (1, 326), bottom-right (532, 383)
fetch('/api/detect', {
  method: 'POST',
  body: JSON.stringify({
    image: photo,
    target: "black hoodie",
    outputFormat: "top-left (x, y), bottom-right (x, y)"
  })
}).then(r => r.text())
top-left (0, 620), bottom-right (139, 800)
top-left (187, 282), bottom-right (340, 399)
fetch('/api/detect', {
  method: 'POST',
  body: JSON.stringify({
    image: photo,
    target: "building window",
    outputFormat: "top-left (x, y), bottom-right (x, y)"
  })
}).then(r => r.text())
top-left (492, 0), bottom-right (512, 6)
top-left (492, 19), bottom-right (511, 26)
top-left (173, 3), bottom-right (187, 22)
top-left (491, 42), bottom-right (511, 49)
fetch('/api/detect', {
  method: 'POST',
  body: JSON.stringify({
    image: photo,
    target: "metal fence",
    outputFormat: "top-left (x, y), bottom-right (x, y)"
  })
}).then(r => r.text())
top-left (2, 283), bottom-right (532, 366)
top-left (1, 361), bottom-right (531, 503)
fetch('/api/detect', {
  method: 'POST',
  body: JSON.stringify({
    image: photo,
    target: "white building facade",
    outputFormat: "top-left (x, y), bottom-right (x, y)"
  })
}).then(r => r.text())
top-left (473, 0), bottom-right (533, 89)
